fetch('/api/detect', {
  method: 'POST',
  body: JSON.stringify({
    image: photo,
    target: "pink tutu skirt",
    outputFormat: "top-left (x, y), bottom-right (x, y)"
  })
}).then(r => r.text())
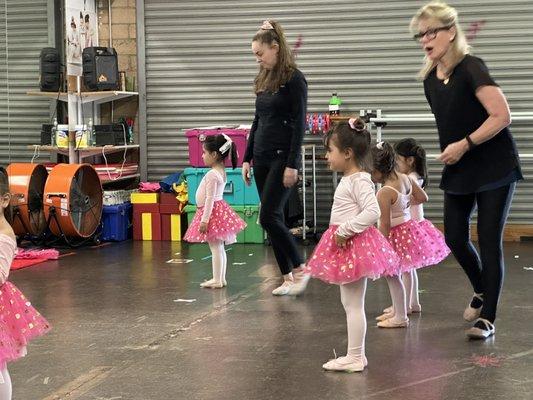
top-left (184, 200), bottom-right (246, 245)
top-left (0, 281), bottom-right (50, 368)
top-left (389, 219), bottom-right (450, 273)
top-left (306, 226), bottom-right (400, 285)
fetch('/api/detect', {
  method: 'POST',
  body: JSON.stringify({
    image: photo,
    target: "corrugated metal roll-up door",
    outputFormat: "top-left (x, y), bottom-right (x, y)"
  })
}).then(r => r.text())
top-left (141, 0), bottom-right (533, 229)
top-left (0, 0), bottom-right (52, 165)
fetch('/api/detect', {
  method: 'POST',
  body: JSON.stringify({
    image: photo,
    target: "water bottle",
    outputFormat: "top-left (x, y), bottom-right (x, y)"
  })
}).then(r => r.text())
top-left (51, 117), bottom-right (58, 146)
top-left (87, 118), bottom-right (93, 146)
top-left (328, 93), bottom-right (341, 116)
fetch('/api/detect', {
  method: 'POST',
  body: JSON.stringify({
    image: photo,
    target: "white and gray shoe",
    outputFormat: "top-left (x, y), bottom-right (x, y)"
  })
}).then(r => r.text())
top-left (466, 318), bottom-right (495, 340)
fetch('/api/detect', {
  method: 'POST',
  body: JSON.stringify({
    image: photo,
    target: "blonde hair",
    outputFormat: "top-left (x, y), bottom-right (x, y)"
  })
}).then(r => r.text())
top-left (252, 20), bottom-right (296, 93)
top-left (410, 1), bottom-right (470, 80)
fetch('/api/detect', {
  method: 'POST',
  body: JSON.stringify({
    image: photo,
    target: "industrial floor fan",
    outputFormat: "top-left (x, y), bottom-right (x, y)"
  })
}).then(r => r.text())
top-left (6, 163), bottom-right (49, 239)
top-left (43, 164), bottom-right (103, 246)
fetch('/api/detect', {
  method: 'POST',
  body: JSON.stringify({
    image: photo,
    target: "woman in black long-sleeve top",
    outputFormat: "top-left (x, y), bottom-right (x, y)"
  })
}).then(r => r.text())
top-left (411, 2), bottom-right (522, 339)
top-left (243, 20), bottom-right (309, 296)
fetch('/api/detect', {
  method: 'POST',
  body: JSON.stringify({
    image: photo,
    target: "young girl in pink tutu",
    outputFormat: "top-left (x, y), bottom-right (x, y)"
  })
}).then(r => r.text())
top-left (184, 134), bottom-right (246, 289)
top-left (372, 142), bottom-right (448, 327)
top-left (0, 167), bottom-right (50, 398)
top-left (306, 120), bottom-right (399, 373)
top-left (380, 138), bottom-right (450, 316)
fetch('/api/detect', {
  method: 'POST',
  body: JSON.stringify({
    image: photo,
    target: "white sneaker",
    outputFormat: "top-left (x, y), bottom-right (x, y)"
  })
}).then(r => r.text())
top-left (272, 280), bottom-right (294, 296)
top-left (464, 294), bottom-right (483, 322)
top-left (322, 355), bottom-right (367, 373)
top-left (289, 269), bottom-right (311, 296)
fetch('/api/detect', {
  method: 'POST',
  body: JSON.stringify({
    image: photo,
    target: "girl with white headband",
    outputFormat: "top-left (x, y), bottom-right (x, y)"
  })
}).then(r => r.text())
top-left (184, 134), bottom-right (246, 288)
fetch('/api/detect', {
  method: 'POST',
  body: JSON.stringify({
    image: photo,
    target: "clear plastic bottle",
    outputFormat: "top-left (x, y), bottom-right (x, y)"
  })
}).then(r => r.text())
top-left (87, 118), bottom-right (93, 146)
top-left (51, 117), bottom-right (58, 146)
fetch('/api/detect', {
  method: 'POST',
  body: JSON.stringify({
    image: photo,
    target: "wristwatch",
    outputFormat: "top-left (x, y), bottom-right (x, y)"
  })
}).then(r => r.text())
top-left (465, 134), bottom-right (476, 150)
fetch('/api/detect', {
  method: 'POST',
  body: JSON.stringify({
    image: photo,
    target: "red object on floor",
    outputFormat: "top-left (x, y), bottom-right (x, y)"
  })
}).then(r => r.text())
top-left (16, 248), bottom-right (59, 260)
top-left (10, 258), bottom-right (48, 270)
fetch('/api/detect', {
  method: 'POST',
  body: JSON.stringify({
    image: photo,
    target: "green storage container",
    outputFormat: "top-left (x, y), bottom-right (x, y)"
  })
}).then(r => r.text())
top-left (184, 204), bottom-right (264, 244)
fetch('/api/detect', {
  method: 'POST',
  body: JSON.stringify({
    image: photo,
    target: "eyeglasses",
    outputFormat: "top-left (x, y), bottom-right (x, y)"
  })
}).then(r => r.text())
top-left (413, 25), bottom-right (453, 42)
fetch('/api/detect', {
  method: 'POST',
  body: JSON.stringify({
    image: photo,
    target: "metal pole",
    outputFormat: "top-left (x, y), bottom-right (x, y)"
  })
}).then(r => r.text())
top-left (108, 0), bottom-right (112, 47)
top-left (302, 146), bottom-right (306, 242)
top-left (312, 144), bottom-right (317, 236)
top-left (136, 0), bottom-right (148, 180)
top-left (67, 85), bottom-right (79, 164)
top-left (376, 109), bottom-right (382, 143)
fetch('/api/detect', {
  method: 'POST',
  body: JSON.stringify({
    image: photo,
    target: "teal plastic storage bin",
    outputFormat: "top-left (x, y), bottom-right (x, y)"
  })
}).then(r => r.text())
top-left (184, 167), bottom-right (260, 206)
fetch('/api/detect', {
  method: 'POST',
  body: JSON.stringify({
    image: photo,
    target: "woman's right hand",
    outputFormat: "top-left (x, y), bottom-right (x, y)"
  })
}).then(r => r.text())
top-left (242, 162), bottom-right (252, 186)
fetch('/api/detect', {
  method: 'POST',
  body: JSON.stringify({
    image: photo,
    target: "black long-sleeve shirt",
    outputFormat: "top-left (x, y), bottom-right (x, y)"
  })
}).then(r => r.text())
top-left (244, 69), bottom-right (307, 169)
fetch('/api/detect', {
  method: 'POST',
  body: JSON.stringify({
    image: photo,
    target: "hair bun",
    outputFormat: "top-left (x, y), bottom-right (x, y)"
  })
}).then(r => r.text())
top-left (348, 117), bottom-right (365, 132)
top-left (414, 145), bottom-right (426, 158)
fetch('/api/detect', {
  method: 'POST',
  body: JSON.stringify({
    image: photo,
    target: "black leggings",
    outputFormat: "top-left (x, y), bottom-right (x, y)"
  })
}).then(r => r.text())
top-left (253, 157), bottom-right (304, 275)
top-left (444, 183), bottom-right (515, 323)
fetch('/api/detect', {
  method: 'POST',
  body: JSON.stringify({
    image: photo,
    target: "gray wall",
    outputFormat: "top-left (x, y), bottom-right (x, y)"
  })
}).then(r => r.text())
top-left (0, 0), bottom-right (53, 164)
top-left (147, 1), bottom-right (533, 228)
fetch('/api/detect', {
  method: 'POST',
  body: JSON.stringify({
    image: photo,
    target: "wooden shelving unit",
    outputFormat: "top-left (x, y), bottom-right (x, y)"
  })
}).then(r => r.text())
top-left (28, 87), bottom-right (140, 186)
top-left (27, 90), bottom-right (138, 105)
top-left (28, 144), bottom-right (140, 160)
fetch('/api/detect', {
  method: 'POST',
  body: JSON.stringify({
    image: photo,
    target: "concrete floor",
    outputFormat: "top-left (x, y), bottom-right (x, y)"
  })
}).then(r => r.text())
top-left (8, 240), bottom-right (533, 400)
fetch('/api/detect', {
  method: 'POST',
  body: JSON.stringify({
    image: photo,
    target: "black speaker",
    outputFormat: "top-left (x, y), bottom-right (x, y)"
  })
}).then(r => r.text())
top-left (94, 123), bottom-right (128, 146)
top-left (39, 48), bottom-right (60, 92)
top-left (40, 124), bottom-right (54, 145)
top-left (82, 47), bottom-right (119, 91)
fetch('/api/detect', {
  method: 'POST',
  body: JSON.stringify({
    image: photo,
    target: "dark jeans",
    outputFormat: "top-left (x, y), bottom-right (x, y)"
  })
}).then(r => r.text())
top-left (253, 156), bottom-right (304, 275)
top-left (444, 183), bottom-right (515, 323)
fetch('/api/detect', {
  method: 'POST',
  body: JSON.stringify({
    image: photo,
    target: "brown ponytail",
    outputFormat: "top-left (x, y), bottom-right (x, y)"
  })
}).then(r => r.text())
top-left (252, 20), bottom-right (297, 93)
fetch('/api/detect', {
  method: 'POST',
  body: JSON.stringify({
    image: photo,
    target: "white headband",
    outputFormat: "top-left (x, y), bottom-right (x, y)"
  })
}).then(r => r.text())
top-left (219, 134), bottom-right (233, 155)
top-left (376, 141), bottom-right (384, 150)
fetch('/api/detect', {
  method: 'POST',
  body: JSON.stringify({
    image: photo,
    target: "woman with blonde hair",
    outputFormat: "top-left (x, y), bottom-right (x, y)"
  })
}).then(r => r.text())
top-left (410, 1), bottom-right (521, 339)
top-left (243, 20), bottom-right (309, 296)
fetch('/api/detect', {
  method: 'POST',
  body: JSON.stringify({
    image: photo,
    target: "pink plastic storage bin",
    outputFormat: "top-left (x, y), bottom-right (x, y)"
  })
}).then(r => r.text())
top-left (185, 127), bottom-right (249, 167)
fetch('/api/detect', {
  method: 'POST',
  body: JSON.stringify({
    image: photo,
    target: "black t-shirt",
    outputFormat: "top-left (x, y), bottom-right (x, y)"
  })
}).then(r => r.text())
top-left (424, 54), bottom-right (522, 193)
top-left (244, 69), bottom-right (307, 169)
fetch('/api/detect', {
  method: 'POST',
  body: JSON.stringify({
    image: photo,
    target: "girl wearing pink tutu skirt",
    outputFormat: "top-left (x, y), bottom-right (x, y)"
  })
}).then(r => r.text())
top-left (306, 120), bottom-right (399, 373)
top-left (184, 134), bottom-right (246, 289)
top-left (378, 138), bottom-right (450, 317)
top-left (372, 142), bottom-right (445, 327)
top-left (0, 167), bottom-right (50, 398)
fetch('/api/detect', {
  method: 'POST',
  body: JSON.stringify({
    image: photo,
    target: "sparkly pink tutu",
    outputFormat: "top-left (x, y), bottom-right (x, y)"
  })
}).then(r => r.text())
top-left (306, 226), bottom-right (400, 285)
top-left (0, 281), bottom-right (50, 368)
top-left (389, 219), bottom-right (450, 273)
top-left (184, 200), bottom-right (246, 245)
